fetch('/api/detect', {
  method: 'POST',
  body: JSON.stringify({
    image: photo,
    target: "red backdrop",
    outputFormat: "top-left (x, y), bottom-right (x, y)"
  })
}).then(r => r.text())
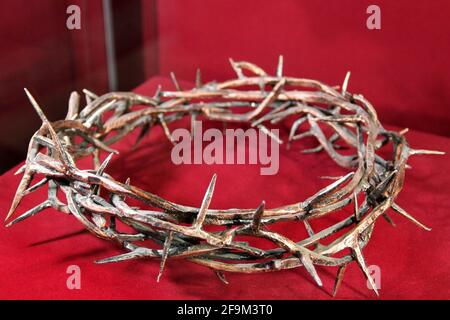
top-left (147, 0), bottom-right (450, 136)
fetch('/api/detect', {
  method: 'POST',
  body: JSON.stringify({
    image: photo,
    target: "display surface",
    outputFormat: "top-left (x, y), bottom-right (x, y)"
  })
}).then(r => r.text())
top-left (2, 61), bottom-right (447, 298)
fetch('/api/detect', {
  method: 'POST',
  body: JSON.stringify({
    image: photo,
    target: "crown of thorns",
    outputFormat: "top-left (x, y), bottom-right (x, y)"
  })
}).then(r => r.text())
top-left (5, 57), bottom-right (443, 296)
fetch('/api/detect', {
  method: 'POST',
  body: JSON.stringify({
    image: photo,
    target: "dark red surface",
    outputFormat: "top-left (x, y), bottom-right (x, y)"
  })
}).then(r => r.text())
top-left (0, 77), bottom-right (449, 299)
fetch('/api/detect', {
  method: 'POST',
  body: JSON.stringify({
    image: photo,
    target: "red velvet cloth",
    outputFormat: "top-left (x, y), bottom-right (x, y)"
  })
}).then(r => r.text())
top-left (0, 77), bottom-right (449, 299)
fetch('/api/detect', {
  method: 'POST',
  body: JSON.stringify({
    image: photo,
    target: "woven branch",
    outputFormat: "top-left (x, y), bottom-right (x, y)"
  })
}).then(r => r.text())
top-left (5, 57), bottom-right (444, 296)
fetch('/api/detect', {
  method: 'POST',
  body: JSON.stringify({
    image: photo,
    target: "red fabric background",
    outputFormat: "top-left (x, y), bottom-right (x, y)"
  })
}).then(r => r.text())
top-left (150, 0), bottom-right (450, 137)
top-left (0, 0), bottom-right (108, 172)
top-left (0, 77), bottom-right (449, 299)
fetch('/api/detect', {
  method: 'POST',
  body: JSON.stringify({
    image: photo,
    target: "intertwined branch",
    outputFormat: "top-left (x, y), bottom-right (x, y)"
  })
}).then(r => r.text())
top-left (5, 57), bottom-right (444, 296)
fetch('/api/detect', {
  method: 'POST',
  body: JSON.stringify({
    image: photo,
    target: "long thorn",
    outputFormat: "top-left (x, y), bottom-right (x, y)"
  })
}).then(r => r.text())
top-left (391, 203), bottom-right (431, 231)
top-left (399, 128), bottom-right (409, 136)
top-left (251, 201), bottom-right (265, 232)
top-left (24, 88), bottom-right (50, 123)
top-left (97, 153), bottom-right (114, 176)
top-left (95, 251), bottom-right (144, 264)
top-left (153, 85), bottom-right (162, 99)
top-left (170, 72), bottom-right (182, 91)
top-left (157, 231), bottom-right (174, 282)
top-left (229, 58), bottom-right (243, 78)
top-left (193, 174), bottom-right (217, 230)
top-left (353, 193), bottom-right (359, 221)
top-left (341, 71), bottom-right (351, 95)
top-left (303, 220), bottom-right (314, 237)
top-left (382, 213), bottom-right (396, 227)
top-left (23, 177), bottom-right (48, 195)
top-left (299, 253), bottom-right (322, 287)
top-left (24, 88), bottom-right (72, 167)
top-left (5, 200), bottom-right (51, 227)
top-left (214, 270), bottom-right (229, 284)
top-left (276, 55), bottom-right (283, 77)
top-left (5, 170), bottom-right (33, 221)
top-left (14, 164), bottom-right (26, 176)
top-left (352, 245), bottom-right (379, 296)
top-left (332, 263), bottom-right (348, 297)
top-left (158, 114), bottom-right (176, 145)
top-left (257, 124), bottom-right (283, 144)
top-left (195, 68), bottom-right (202, 88)
top-left (409, 149), bottom-right (445, 155)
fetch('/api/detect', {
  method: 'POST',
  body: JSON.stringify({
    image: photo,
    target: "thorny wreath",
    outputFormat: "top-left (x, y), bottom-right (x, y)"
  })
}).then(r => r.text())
top-left (4, 57), bottom-right (444, 296)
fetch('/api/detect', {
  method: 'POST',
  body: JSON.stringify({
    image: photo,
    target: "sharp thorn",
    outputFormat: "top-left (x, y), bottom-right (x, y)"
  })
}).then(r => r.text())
top-left (214, 270), bottom-right (229, 284)
top-left (14, 164), bottom-right (26, 175)
top-left (5, 170), bottom-right (33, 222)
top-left (193, 174), bottom-right (217, 230)
top-left (157, 231), bottom-right (174, 282)
top-left (158, 114), bottom-right (176, 146)
top-left (96, 153), bottom-right (114, 176)
top-left (303, 220), bottom-right (314, 237)
top-left (382, 213), bottom-right (396, 227)
top-left (299, 253), bottom-right (322, 287)
top-left (95, 251), bottom-right (142, 264)
top-left (319, 175), bottom-right (345, 180)
top-left (292, 131), bottom-right (313, 141)
top-left (66, 91), bottom-right (80, 120)
top-left (191, 113), bottom-right (197, 139)
top-left (6, 200), bottom-right (51, 227)
top-left (276, 55), bottom-right (283, 77)
top-left (257, 124), bottom-right (283, 144)
top-left (302, 145), bottom-right (323, 154)
top-left (229, 58), bottom-right (243, 79)
top-left (399, 128), bottom-right (409, 136)
top-left (352, 245), bottom-right (379, 296)
top-left (92, 153), bottom-right (114, 195)
top-left (195, 68), bottom-right (202, 88)
top-left (251, 201), bottom-right (265, 232)
top-left (170, 72), bottom-right (182, 91)
top-left (153, 85), bottom-right (162, 99)
top-left (23, 177), bottom-right (48, 195)
top-left (288, 117), bottom-right (308, 143)
top-left (341, 71), bottom-right (351, 95)
top-left (391, 203), bottom-right (431, 231)
top-left (353, 193), bottom-right (360, 222)
top-left (24, 88), bottom-right (50, 123)
top-left (25, 89), bottom-right (72, 167)
top-left (134, 122), bottom-right (151, 148)
top-left (409, 148), bottom-right (445, 156)
top-left (82, 88), bottom-right (98, 99)
top-left (332, 264), bottom-right (348, 297)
